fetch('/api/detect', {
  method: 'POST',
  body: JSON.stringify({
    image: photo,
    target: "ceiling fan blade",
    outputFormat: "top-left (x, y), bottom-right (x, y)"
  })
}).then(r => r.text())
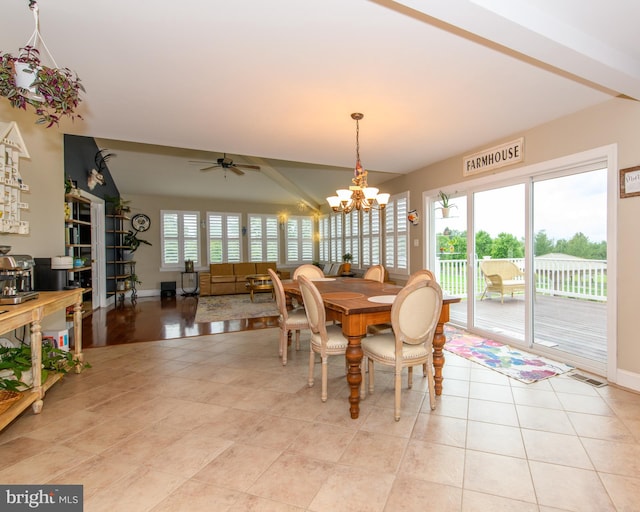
top-left (199, 164), bottom-right (220, 172)
top-left (230, 167), bottom-right (245, 176)
top-left (235, 164), bottom-right (261, 170)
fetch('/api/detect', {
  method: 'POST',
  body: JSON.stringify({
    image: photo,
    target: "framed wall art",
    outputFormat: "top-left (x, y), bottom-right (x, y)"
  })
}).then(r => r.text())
top-left (620, 165), bottom-right (640, 198)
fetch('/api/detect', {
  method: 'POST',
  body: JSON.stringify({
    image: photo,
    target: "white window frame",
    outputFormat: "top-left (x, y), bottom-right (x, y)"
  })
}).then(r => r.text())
top-left (285, 215), bottom-right (314, 265)
top-left (206, 212), bottom-right (242, 263)
top-left (248, 213), bottom-right (279, 263)
top-left (318, 214), bottom-right (330, 263)
top-left (361, 207), bottom-right (381, 267)
top-left (160, 210), bottom-right (201, 270)
top-left (344, 210), bottom-right (360, 267)
top-left (384, 192), bottom-right (409, 276)
top-left (330, 213), bottom-right (343, 263)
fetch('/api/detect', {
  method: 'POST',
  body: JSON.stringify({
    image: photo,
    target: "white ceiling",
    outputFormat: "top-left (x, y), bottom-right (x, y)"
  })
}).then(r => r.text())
top-left (3, 0), bottom-right (639, 208)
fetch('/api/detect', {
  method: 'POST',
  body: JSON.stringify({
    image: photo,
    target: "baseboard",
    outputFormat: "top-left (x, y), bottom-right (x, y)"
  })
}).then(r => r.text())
top-left (613, 369), bottom-right (640, 393)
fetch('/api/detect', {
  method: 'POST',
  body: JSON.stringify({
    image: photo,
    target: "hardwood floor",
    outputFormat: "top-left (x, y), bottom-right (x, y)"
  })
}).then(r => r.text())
top-left (82, 295), bottom-right (279, 348)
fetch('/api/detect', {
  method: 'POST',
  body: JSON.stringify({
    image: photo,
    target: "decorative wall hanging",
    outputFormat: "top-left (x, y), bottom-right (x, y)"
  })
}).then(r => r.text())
top-left (0, 1), bottom-right (84, 127)
top-left (0, 121), bottom-right (30, 234)
top-left (87, 149), bottom-right (112, 190)
top-left (407, 209), bottom-right (419, 226)
top-left (620, 165), bottom-right (640, 199)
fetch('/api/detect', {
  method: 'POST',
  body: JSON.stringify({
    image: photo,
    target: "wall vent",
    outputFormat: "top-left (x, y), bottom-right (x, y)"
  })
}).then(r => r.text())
top-left (569, 373), bottom-right (607, 387)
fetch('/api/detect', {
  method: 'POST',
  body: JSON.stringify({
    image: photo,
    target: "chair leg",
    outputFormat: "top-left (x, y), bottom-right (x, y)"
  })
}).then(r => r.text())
top-left (308, 349), bottom-right (315, 387)
top-left (360, 356), bottom-right (367, 399)
top-left (321, 356), bottom-right (328, 402)
top-left (422, 363), bottom-right (427, 377)
top-left (394, 369), bottom-right (402, 421)
top-left (426, 361), bottom-right (436, 410)
top-left (295, 329), bottom-right (300, 350)
top-left (408, 366), bottom-right (413, 389)
top-left (280, 329), bottom-right (287, 365)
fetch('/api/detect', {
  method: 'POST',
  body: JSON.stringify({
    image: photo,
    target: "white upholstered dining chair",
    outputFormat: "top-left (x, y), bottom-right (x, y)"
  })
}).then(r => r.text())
top-left (292, 264), bottom-right (324, 281)
top-left (406, 268), bottom-right (435, 285)
top-left (297, 275), bottom-right (348, 402)
top-left (361, 279), bottom-right (443, 420)
top-left (268, 268), bottom-right (309, 366)
top-left (363, 264), bottom-right (385, 283)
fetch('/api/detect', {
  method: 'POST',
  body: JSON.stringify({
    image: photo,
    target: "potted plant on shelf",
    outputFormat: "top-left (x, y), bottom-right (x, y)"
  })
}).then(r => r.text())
top-left (104, 195), bottom-right (131, 216)
top-left (342, 253), bottom-right (353, 273)
top-left (0, 341), bottom-right (90, 413)
top-left (123, 230), bottom-right (152, 260)
top-left (0, 46), bottom-right (84, 127)
top-left (436, 190), bottom-right (457, 218)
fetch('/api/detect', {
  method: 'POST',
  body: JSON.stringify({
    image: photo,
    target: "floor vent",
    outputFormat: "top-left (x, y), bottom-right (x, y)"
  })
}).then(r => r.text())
top-left (569, 373), bottom-right (607, 387)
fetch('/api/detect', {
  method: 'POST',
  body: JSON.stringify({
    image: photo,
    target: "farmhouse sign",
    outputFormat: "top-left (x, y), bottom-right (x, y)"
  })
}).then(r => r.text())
top-left (463, 137), bottom-right (524, 176)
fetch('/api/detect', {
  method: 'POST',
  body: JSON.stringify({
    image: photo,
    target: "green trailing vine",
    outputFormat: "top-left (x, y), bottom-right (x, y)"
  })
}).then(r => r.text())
top-left (0, 341), bottom-right (90, 391)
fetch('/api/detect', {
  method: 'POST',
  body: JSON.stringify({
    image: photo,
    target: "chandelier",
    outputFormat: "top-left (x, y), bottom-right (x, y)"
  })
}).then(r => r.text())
top-left (327, 113), bottom-right (390, 213)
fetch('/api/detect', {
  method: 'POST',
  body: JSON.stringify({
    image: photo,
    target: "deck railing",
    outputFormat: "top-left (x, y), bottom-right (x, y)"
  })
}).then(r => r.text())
top-left (437, 257), bottom-right (607, 302)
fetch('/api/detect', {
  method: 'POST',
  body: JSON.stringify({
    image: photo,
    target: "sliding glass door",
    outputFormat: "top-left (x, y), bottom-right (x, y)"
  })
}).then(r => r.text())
top-left (430, 154), bottom-right (610, 374)
top-left (532, 168), bottom-right (607, 365)
top-left (435, 194), bottom-right (467, 325)
top-left (472, 184), bottom-right (525, 341)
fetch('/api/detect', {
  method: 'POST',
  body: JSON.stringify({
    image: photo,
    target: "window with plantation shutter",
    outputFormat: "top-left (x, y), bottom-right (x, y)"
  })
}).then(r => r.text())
top-left (361, 207), bottom-right (381, 266)
top-left (207, 212), bottom-right (242, 263)
top-left (384, 192), bottom-right (409, 275)
top-left (330, 213), bottom-right (343, 263)
top-left (248, 214), bottom-right (279, 263)
top-left (318, 215), bottom-right (330, 263)
top-left (286, 215), bottom-right (314, 265)
top-left (161, 210), bottom-right (200, 269)
top-left (344, 210), bottom-right (359, 266)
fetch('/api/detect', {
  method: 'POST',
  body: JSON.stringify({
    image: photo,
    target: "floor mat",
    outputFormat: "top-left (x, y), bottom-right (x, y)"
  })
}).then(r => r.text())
top-left (444, 326), bottom-right (574, 383)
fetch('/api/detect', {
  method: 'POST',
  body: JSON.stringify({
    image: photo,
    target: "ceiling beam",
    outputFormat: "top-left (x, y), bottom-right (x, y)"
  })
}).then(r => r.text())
top-left (386, 0), bottom-right (640, 100)
top-left (244, 156), bottom-right (322, 212)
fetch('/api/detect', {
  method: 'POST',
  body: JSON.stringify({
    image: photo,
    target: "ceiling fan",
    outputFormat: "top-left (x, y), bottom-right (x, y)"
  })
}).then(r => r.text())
top-left (189, 154), bottom-right (261, 176)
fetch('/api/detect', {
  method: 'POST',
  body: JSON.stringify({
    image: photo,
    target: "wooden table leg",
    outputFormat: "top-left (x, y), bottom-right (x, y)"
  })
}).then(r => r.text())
top-left (73, 300), bottom-right (84, 372)
top-left (345, 334), bottom-right (363, 419)
top-left (30, 312), bottom-right (44, 413)
top-left (432, 304), bottom-right (451, 396)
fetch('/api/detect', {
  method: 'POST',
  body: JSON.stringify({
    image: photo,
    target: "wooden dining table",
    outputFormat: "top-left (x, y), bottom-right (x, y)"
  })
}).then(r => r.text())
top-left (282, 277), bottom-right (461, 419)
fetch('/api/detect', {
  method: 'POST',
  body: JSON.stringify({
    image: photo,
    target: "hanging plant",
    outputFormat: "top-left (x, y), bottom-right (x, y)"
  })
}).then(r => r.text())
top-left (0, 2), bottom-right (84, 127)
top-left (0, 46), bottom-right (84, 127)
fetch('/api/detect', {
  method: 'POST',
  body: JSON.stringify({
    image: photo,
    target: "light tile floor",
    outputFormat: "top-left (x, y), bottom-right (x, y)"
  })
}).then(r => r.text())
top-left (1, 329), bottom-right (640, 511)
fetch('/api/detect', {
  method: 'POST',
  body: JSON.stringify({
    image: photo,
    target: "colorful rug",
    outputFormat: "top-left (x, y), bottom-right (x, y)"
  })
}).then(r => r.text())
top-left (444, 326), bottom-right (574, 383)
top-left (195, 294), bottom-right (279, 323)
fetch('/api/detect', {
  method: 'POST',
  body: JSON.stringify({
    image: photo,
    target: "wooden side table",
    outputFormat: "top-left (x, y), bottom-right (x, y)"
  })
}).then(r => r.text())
top-left (245, 274), bottom-right (274, 302)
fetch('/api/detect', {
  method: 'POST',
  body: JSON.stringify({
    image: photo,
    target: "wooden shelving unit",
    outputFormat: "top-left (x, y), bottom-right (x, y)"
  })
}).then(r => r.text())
top-left (64, 193), bottom-right (93, 313)
top-left (106, 214), bottom-right (136, 305)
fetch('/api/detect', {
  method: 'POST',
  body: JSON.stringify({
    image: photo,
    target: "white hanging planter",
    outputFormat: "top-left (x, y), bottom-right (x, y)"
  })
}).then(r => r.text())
top-left (0, 2), bottom-right (84, 126)
top-left (13, 61), bottom-right (43, 101)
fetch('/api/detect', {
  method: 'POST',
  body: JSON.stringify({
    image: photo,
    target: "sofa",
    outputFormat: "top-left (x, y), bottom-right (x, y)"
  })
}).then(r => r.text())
top-left (199, 262), bottom-right (289, 296)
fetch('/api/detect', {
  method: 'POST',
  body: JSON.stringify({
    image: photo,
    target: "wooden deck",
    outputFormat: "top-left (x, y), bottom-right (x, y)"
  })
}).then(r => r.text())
top-left (448, 294), bottom-right (607, 365)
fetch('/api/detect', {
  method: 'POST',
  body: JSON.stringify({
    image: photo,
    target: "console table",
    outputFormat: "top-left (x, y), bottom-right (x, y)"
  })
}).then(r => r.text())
top-left (0, 289), bottom-right (84, 431)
